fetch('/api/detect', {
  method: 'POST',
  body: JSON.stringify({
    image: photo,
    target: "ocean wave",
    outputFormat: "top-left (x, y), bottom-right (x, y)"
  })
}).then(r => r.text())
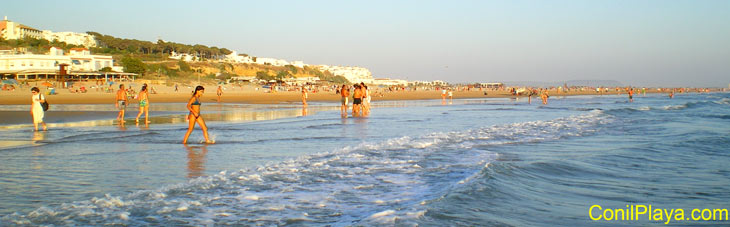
top-left (714, 98), bottom-right (730, 105)
top-left (663, 104), bottom-right (686, 110)
top-left (2, 111), bottom-right (612, 226)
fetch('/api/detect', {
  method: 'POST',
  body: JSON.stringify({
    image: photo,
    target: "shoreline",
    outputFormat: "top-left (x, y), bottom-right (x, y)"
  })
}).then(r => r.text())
top-left (0, 90), bottom-right (715, 129)
top-left (0, 86), bottom-right (685, 105)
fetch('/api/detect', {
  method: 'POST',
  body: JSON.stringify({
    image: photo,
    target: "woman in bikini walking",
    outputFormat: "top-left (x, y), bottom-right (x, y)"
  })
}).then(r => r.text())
top-left (183, 86), bottom-right (214, 144)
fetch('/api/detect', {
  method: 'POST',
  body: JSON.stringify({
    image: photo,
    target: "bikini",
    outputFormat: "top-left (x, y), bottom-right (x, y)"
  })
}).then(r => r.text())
top-left (190, 97), bottom-right (201, 118)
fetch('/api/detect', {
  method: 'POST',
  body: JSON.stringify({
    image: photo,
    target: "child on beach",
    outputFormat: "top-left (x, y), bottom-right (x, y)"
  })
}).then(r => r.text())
top-left (183, 86), bottom-right (214, 144)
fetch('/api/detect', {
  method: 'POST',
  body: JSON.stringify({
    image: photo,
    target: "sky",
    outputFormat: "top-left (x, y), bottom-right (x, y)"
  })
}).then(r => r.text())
top-left (3, 0), bottom-right (729, 87)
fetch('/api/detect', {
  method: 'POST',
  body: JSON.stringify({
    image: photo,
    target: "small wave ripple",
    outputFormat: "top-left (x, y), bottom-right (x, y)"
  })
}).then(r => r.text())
top-left (2, 111), bottom-right (612, 226)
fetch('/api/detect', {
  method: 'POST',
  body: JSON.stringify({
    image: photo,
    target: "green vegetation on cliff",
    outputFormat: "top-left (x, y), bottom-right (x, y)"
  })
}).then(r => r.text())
top-left (0, 37), bottom-right (83, 54)
top-left (86, 32), bottom-right (232, 61)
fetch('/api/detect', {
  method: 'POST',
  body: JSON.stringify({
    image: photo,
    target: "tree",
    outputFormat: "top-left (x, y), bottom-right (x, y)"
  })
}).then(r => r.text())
top-left (99, 67), bottom-right (113, 72)
top-left (121, 56), bottom-right (147, 75)
top-left (276, 71), bottom-right (290, 80)
top-left (256, 71), bottom-right (274, 81)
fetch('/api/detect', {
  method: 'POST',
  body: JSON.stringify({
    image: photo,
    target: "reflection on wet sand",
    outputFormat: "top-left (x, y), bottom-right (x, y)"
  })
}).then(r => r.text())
top-left (185, 144), bottom-right (209, 179)
top-left (0, 100), bottom-right (493, 131)
top-left (31, 132), bottom-right (46, 170)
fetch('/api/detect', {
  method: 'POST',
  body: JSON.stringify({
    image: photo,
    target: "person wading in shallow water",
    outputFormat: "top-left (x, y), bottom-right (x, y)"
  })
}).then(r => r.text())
top-left (116, 84), bottom-right (128, 123)
top-left (301, 86), bottom-right (308, 107)
top-left (217, 85), bottom-right (223, 103)
top-left (183, 86), bottom-right (214, 144)
top-left (541, 89), bottom-right (549, 105)
top-left (340, 84), bottom-right (350, 116)
top-left (30, 87), bottom-right (47, 131)
top-left (135, 84), bottom-right (150, 124)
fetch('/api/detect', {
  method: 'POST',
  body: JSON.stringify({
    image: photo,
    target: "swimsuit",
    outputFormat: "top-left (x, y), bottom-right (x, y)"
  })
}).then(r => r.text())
top-left (353, 98), bottom-right (362, 105)
top-left (190, 97), bottom-right (201, 118)
top-left (139, 99), bottom-right (147, 107)
top-left (118, 100), bottom-right (126, 110)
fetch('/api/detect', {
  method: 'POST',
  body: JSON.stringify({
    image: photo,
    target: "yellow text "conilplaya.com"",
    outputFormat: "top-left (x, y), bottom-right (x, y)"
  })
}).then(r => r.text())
top-left (589, 205), bottom-right (729, 224)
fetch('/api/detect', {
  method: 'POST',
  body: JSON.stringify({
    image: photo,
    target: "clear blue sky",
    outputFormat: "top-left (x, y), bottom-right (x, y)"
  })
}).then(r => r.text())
top-left (3, 0), bottom-right (729, 87)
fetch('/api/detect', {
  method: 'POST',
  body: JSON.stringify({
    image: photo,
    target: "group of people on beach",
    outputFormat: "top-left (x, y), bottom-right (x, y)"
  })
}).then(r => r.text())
top-left (338, 82), bottom-right (371, 117)
top-left (115, 83), bottom-right (213, 144)
top-left (114, 83), bottom-right (150, 124)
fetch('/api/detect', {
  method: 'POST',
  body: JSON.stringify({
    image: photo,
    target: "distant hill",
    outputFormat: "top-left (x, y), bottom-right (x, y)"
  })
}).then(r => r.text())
top-left (504, 80), bottom-right (623, 87)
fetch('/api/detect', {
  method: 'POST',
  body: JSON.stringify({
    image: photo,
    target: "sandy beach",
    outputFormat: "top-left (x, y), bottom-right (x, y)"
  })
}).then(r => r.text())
top-left (0, 81), bottom-right (677, 106)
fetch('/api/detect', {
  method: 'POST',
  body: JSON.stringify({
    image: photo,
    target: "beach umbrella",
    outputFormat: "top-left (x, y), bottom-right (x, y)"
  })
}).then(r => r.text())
top-left (2, 79), bottom-right (18, 85)
top-left (42, 82), bottom-right (53, 87)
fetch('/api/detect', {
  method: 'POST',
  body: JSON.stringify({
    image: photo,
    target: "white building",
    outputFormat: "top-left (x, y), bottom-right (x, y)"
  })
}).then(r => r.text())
top-left (169, 51), bottom-right (197, 62)
top-left (0, 47), bottom-right (115, 74)
top-left (314, 65), bottom-right (373, 84)
top-left (431, 80), bottom-right (447, 86)
top-left (255, 57), bottom-right (290, 66)
top-left (290, 61), bottom-right (306, 68)
top-left (68, 48), bottom-right (113, 71)
top-left (1, 17), bottom-right (97, 47)
top-left (0, 16), bottom-right (43, 40)
top-left (42, 31), bottom-right (98, 47)
top-left (371, 78), bottom-right (408, 86)
top-left (224, 51), bottom-right (254, 63)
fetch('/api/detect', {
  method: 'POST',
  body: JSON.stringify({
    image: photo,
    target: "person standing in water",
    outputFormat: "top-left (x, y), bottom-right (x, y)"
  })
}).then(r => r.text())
top-left (183, 86), bottom-right (214, 144)
top-left (135, 84), bottom-right (150, 123)
top-left (628, 88), bottom-right (634, 102)
top-left (216, 85), bottom-right (223, 103)
top-left (541, 89), bottom-right (549, 105)
top-left (115, 84), bottom-right (128, 123)
top-left (352, 84), bottom-right (363, 117)
top-left (301, 86), bottom-right (308, 107)
top-left (340, 84), bottom-right (349, 116)
top-left (361, 83), bottom-right (370, 115)
top-left (30, 87), bottom-right (47, 131)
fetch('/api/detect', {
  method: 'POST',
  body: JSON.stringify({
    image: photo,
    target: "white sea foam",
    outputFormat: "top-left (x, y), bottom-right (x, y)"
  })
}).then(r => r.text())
top-left (664, 104), bottom-right (686, 110)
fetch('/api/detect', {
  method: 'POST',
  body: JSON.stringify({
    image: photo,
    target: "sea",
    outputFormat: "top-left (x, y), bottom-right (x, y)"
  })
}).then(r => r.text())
top-left (0, 92), bottom-right (729, 226)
